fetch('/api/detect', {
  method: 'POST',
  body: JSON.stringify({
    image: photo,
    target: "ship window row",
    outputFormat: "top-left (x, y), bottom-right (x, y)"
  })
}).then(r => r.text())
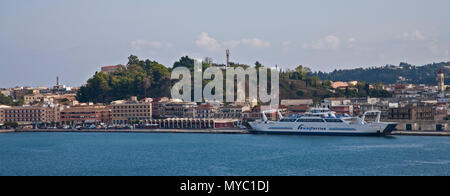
top-left (280, 119), bottom-right (297, 122)
top-left (279, 118), bottom-right (344, 123)
top-left (324, 119), bottom-right (344, 123)
top-left (296, 119), bottom-right (325, 123)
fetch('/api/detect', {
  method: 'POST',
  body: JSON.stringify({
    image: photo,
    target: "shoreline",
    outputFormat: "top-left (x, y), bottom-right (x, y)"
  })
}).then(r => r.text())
top-left (1, 129), bottom-right (449, 137)
top-left (12, 128), bottom-right (250, 134)
top-left (0, 129), bottom-right (15, 133)
top-left (391, 131), bottom-right (450, 137)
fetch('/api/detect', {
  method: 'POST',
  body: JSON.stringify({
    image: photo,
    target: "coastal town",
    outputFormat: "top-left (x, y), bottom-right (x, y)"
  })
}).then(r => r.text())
top-left (0, 64), bottom-right (448, 133)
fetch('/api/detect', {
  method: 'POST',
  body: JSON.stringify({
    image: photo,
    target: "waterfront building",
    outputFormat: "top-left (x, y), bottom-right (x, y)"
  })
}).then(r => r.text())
top-left (147, 118), bottom-right (239, 129)
top-left (60, 105), bottom-right (111, 125)
top-left (395, 121), bottom-right (448, 132)
top-left (194, 104), bottom-right (216, 119)
top-left (2, 106), bottom-right (55, 125)
top-left (45, 106), bottom-right (61, 123)
top-left (110, 96), bottom-right (152, 125)
top-left (216, 104), bottom-right (250, 119)
top-left (151, 97), bottom-right (170, 118)
top-left (434, 106), bottom-right (449, 121)
top-left (163, 100), bottom-right (196, 118)
top-left (0, 105), bottom-right (10, 125)
top-left (388, 103), bottom-right (434, 121)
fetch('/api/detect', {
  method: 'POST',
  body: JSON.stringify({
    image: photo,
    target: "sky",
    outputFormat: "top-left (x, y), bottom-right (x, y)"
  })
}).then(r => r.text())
top-left (1, 0), bottom-right (449, 87)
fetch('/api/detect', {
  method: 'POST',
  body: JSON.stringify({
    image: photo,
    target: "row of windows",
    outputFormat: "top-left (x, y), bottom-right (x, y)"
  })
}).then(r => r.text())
top-left (279, 118), bottom-right (344, 123)
top-left (4, 110), bottom-right (44, 113)
top-left (2, 115), bottom-right (43, 117)
top-left (113, 110), bottom-right (151, 113)
top-left (61, 112), bottom-right (101, 115)
top-left (113, 114), bottom-right (151, 117)
top-left (113, 105), bottom-right (151, 109)
top-left (3, 119), bottom-right (40, 122)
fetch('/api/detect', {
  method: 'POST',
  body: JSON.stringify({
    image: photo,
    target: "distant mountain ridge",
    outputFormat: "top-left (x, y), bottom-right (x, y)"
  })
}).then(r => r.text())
top-left (314, 62), bottom-right (450, 85)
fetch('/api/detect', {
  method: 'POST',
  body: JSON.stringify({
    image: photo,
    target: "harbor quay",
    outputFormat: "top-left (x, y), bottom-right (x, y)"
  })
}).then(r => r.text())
top-left (5, 128), bottom-right (450, 137)
top-left (0, 68), bottom-right (449, 134)
top-left (147, 118), bottom-right (239, 129)
top-left (13, 128), bottom-right (249, 134)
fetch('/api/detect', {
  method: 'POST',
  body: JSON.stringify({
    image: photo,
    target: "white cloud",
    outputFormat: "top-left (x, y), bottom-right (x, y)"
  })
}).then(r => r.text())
top-left (195, 32), bottom-right (271, 50)
top-left (222, 38), bottom-right (271, 49)
top-left (223, 40), bottom-right (241, 48)
top-left (131, 40), bottom-right (173, 50)
top-left (304, 35), bottom-right (341, 50)
top-left (241, 38), bottom-right (271, 48)
top-left (195, 32), bottom-right (221, 51)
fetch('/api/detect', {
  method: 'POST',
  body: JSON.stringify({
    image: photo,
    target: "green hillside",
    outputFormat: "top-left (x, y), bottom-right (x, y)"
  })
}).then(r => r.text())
top-left (315, 62), bottom-right (450, 85)
top-left (76, 55), bottom-right (391, 104)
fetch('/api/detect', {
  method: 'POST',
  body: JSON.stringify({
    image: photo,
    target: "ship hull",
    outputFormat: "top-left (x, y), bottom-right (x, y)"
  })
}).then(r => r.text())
top-left (249, 130), bottom-right (385, 136)
top-left (249, 122), bottom-right (397, 137)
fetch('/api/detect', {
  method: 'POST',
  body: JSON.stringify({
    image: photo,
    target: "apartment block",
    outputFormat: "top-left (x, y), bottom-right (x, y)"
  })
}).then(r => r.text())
top-left (110, 97), bottom-right (152, 125)
top-left (60, 106), bottom-right (111, 125)
top-left (388, 103), bottom-right (434, 121)
top-left (0, 105), bottom-right (9, 125)
top-left (2, 106), bottom-right (56, 124)
top-left (163, 101), bottom-right (196, 118)
top-left (215, 104), bottom-right (250, 119)
top-left (194, 104), bottom-right (216, 118)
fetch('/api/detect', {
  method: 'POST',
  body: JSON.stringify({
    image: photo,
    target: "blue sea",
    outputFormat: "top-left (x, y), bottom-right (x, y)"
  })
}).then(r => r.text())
top-left (0, 132), bottom-right (449, 176)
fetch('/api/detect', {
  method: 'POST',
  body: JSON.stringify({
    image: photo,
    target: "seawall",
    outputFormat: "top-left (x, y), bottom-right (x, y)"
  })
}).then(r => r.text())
top-left (14, 128), bottom-right (250, 134)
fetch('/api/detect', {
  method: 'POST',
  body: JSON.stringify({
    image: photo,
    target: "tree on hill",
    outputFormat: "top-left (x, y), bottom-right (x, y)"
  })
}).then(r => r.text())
top-left (315, 62), bottom-right (450, 85)
top-left (0, 93), bottom-right (24, 106)
top-left (77, 55), bottom-right (171, 103)
top-left (76, 55), bottom-right (394, 104)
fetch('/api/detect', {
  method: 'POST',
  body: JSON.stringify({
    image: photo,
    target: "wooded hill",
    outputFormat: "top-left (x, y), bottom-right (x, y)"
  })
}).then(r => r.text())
top-left (76, 55), bottom-right (392, 104)
top-left (315, 62), bottom-right (450, 85)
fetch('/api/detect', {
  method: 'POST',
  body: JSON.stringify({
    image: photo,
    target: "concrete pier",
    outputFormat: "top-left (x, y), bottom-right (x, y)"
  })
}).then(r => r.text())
top-left (0, 129), bottom-right (15, 133)
top-left (391, 131), bottom-right (450, 137)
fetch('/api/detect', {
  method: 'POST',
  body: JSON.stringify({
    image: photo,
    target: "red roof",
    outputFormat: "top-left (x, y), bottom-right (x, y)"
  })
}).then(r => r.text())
top-left (197, 104), bottom-right (213, 109)
top-left (438, 69), bottom-right (444, 74)
top-left (102, 65), bottom-right (120, 68)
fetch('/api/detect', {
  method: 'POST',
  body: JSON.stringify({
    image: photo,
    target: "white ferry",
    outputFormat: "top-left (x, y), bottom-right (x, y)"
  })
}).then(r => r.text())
top-left (249, 108), bottom-right (397, 136)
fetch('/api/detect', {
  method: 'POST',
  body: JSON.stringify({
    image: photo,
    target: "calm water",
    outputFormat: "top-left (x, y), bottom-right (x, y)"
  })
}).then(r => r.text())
top-left (0, 132), bottom-right (449, 176)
